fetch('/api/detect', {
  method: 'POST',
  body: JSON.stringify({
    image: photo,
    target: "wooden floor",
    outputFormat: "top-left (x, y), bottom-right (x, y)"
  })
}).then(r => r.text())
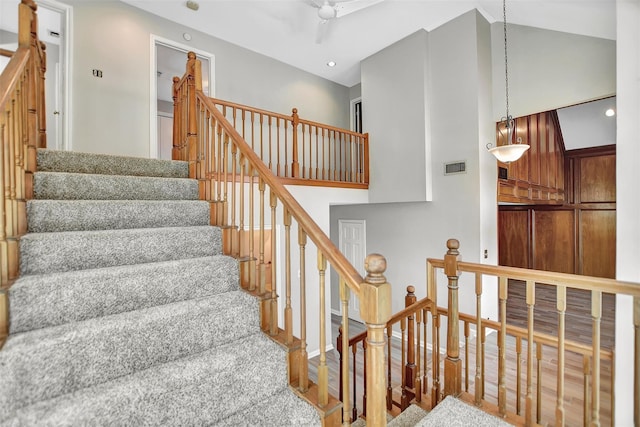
top-left (308, 280), bottom-right (615, 426)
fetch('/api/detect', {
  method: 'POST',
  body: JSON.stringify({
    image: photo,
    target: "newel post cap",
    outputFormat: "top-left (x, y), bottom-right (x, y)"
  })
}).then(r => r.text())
top-left (360, 254), bottom-right (391, 325)
top-left (444, 238), bottom-right (461, 278)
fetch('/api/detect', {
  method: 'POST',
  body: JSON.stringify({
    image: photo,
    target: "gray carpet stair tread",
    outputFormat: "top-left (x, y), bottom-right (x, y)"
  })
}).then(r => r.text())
top-left (34, 172), bottom-right (199, 201)
top-left (1, 333), bottom-right (317, 426)
top-left (0, 290), bottom-right (259, 413)
top-left (27, 199), bottom-right (211, 232)
top-left (388, 404), bottom-right (429, 426)
top-left (9, 255), bottom-right (238, 333)
top-left (217, 388), bottom-right (321, 426)
top-left (36, 149), bottom-right (189, 178)
top-left (20, 226), bottom-right (222, 275)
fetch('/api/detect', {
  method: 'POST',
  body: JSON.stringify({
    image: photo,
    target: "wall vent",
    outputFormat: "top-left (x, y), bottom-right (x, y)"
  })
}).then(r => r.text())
top-left (444, 161), bottom-right (466, 175)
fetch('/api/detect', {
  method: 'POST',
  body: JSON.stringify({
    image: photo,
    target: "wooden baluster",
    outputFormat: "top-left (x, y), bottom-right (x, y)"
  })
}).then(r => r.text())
top-left (516, 337), bottom-right (522, 415)
top-left (284, 208), bottom-right (293, 345)
top-left (363, 340), bottom-right (368, 416)
top-left (464, 321), bottom-right (470, 393)
top-left (422, 308), bottom-right (428, 396)
top-left (250, 111), bottom-right (255, 150)
top-left (238, 153), bottom-right (246, 252)
top-left (428, 260), bottom-right (440, 406)
top-left (248, 164), bottom-right (256, 291)
top-left (525, 280), bottom-right (535, 426)
top-left (259, 113), bottom-right (264, 162)
top-left (284, 119), bottom-right (289, 177)
top-left (584, 355), bottom-right (592, 427)
top-left (365, 133), bottom-right (370, 184)
top-left (275, 117), bottom-right (280, 175)
top-left (314, 126), bottom-right (319, 179)
top-left (269, 191), bottom-right (278, 336)
top-left (444, 239), bottom-right (462, 398)
top-left (475, 273), bottom-right (483, 405)
top-left (556, 286), bottom-right (567, 426)
top-left (481, 326), bottom-right (486, 400)
top-left (298, 228), bottom-right (308, 392)
top-left (321, 128), bottom-right (327, 180)
top-left (400, 317), bottom-right (408, 410)
top-left (352, 344), bottom-right (358, 421)
top-left (331, 130), bottom-right (340, 181)
top-left (0, 113), bottom-right (7, 286)
top-left (591, 290), bottom-right (602, 427)
top-left (635, 296), bottom-right (640, 426)
top-left (498, 276), bottom-right (508, 417)
top-left (405, 285), bottom-right (417, 390)
top-left (387, 324), bottom-right (393, 411)
top-left (536, 342), bottom-right (543, 425)
top-left (229, 143), bottom-right (238, 256)
top-left (291, 108), bottom-right (299, 177)
top-left (317, 252), bottom-right (328, 407)
top-left (267, 116), bottom-right (273, 171)
top-left (221, 132), bottom-right (229, 226)
top-left (415, 306), bottom-right (422, 403)
top-left (301, 123), bottom-right (306, 178)
top-left (340, 280), bottom-right (351, 425)
top-left (361, 254), bottom-right (391, 427)
top-left (258, 179), bottom-right (266, 296)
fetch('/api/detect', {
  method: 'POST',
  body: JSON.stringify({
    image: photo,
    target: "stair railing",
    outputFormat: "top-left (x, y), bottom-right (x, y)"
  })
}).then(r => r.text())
top-left (427, 239), bottom-right (640, 426)
top-left (173, 52), bottom-right (390, 426)
top-left (0, 0), bottom-right (46, 346)
top-left (337, 286), bottom-right (433, 420)
top-left (208, 98), bottom-right (369, 188)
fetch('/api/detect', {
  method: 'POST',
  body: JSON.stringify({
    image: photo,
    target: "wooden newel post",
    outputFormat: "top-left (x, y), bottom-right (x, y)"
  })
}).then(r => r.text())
top-left (186, 52), bottom-right (202, 179)
top-left (360, 254), bottom-right (391, 427)
top-left (405, 285), bottom-right (417, 389)
top-left (444, 238), bottom-right (462, 398)
top-left (291, 108), bottom-right (300, 178)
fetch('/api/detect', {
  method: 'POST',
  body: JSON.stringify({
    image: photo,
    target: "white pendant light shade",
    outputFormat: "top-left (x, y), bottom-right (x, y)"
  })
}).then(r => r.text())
top-left (488, 143), bottom-right (530, 163)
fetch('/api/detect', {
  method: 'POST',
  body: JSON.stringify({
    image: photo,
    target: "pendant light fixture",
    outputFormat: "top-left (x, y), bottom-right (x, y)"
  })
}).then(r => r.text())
top-left (487, 0), bottom-right (530, 163)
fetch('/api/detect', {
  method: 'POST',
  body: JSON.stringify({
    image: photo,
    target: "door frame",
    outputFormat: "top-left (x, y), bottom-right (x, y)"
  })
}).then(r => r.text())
top-left (149, 34), bottom-right (215, 159)
top-left (38, 0), bottom-right (73, 151)
top-left (338, 219), bottom-right (366, 322)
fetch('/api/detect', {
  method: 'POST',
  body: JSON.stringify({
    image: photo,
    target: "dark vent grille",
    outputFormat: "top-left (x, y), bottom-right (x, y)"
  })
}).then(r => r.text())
top-left (444, 161), bottom-right (466, 175)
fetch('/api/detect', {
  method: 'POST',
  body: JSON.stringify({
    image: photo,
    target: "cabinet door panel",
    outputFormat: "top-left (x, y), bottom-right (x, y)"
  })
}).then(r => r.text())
top-left (499, 210), bottom-right (529, 268)
top-left (579, 155), bottom-right (616, 203)
top-left (533, 210), bottom-right (575, 274)
top-left (580, 210), bottom-right (616, 278)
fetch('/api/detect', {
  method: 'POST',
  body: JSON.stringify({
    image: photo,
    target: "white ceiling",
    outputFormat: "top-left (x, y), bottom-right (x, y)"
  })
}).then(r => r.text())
top-left (557, 96), bottom-right (616, 150)
top-left (121, 0), bottom-right (616, 88)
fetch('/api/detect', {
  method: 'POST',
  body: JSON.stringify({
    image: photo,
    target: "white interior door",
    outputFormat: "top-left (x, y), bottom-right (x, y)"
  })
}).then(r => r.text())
top-left (339, 219), bottom-right (366, 322)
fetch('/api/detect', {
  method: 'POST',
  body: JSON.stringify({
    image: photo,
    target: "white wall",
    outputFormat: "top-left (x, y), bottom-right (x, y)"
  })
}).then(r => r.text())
top-left (63, 0), bottom-right (350, 157)
top-left (491, 23), bottom-right (616, 120)
top-left (614, 0), bottom-right (640, 424)
top-left (361, 30), bottom-right (431, 203)
top-left (332, 10), bottom-right (494, 319)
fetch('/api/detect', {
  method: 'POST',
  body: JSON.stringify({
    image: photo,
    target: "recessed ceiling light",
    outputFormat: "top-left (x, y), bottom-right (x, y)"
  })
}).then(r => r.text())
top-left (327, 61), bottom-right (336, 67)
top-left (605, 108), bottom-right (615, 117)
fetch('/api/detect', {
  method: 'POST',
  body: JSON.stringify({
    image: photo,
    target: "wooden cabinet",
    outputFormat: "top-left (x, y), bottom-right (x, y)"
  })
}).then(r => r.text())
top-left (496, 111), bottom-right (565, 204)
top-left (498, 146), bottom-right (616, 278)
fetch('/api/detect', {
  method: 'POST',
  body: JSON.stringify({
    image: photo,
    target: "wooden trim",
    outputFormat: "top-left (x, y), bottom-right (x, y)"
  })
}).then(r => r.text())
top-left (565, 144), bottom-right (616, 158)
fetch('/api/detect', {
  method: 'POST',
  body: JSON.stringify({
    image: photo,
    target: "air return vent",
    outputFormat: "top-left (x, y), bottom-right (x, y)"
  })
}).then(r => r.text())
top-left (444, 161), bottom-right (466, 175)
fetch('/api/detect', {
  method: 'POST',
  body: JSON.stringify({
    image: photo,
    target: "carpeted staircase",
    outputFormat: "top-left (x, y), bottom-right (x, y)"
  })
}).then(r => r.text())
top-left (0, 149), bottom-right (320, 426)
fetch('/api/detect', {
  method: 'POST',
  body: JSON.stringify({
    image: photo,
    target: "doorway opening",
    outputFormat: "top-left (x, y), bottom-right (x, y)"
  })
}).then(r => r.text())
top-left (150, 35), bottom-right (214, 159)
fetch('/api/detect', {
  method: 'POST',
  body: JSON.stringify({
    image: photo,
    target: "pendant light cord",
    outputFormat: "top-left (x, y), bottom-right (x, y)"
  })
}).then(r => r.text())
top-left (503, 0), bottom-right (510, 123)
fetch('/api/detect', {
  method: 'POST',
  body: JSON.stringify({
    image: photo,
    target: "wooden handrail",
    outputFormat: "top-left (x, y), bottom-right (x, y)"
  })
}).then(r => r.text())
top-left (0, 48), bottom-right (16, 58)
top-left (0, 49), bottom-right (30, 106)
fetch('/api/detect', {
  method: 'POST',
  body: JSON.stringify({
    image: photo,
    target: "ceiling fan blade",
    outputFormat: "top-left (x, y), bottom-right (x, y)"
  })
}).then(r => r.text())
top-left (315, 19), bottom-right (330, 44)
